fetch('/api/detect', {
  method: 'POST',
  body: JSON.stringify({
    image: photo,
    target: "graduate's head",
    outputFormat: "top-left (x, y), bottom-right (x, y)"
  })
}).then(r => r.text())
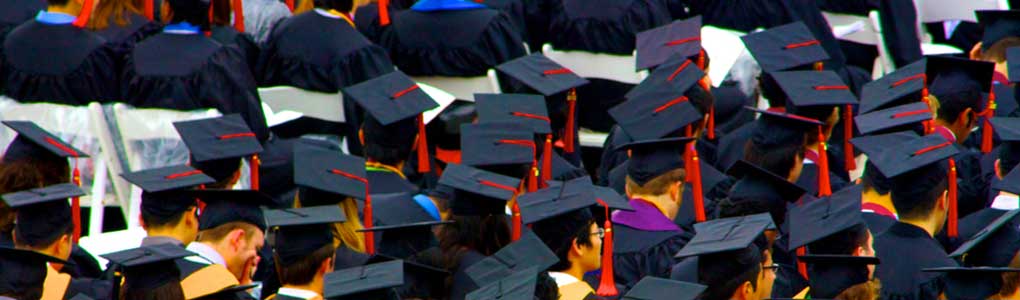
top-left (196, 221), bottom-right (264, 280)
top-left (0, 159), bottom-right (67, 243)
top-left (928, 56), bottom-right (994, 143)
top-left (438, 164), bottom-right (516, 257)
top-left (2, 136), bottom-right (72, 184)
top-left (696, 244), bottom-right (769, 300)
top-left (719, 161), bottom-right (806, 228)
top-left (890, 162), bottom-right (949, 224)
top-left (193, 190), bottom-right (273, 281)
top-left (273, 228), bottom-right (336, 288)
top-left (623, 138), bottom-right (689, 203)
top-left (361, 116), bottom-right (417, 167)
top-left (165, 0), bottom-right (212, 29)
top-left (686, 83), bottom-right (715, 135)
top-left (861, 161), bottom-right (893, 195)
top-left (87, 0), bottom-right (143, 30)
top-left (745, 109), bottom-right (820, 182)
top-left (974, 10), bottom-right (1020, 78)
top-left (7, 185), bottom-right (83, 265)
top-left (313, 0), bottom-right (354, 12)
top-left (139, 191), bottom-right (200, 244)
top-left (531, 209), bottom-right (601, 274)
top-left (191, 157), bottom-right (242, 189)
top-left (758, 73), bottom-right (787, 108)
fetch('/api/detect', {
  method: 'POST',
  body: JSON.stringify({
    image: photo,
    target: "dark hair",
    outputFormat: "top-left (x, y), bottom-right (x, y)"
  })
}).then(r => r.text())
top-left (697, 244), bottom-right (763, 300)
top-left (276, 243), bottom-right (336, 285)
top-left (531, 209), bottom-right (595, 272)
top-left (534, 271), bottom-right (560, 300)
top-left (808, 223), bottom-right (869, 255)
top-left (140, 207), bottom-right (191, 230)
top-left (743, 141), bottom-right (803, 180)
top-left (362, 117), bottom-right (417, 166)
top-left (313, 0), bottom-right (354, 11)
top-left (166, 0), bottom-right (211, 30)
top-left (932, 81), bottom-right (982, 124)
top-left (191, 157), bottom-right (241, 189)
top-left (438, 214), bottom-right (511, 298)
top-left (860, 162), bottom-right (892, 195)
top-left (1000, 142), bottom-right (1020, 174)
top-left (15, 215), bottom-right (73, 249)
top-left (0, 160), bottom-right (65, 241)
top-left (120, 278), bottom-right (186, 300)
top-left (789, 105), bottom-right (837, 145)
top-left (759, 73), bottom-right (787, 108)
top-left (47, 0), bottom-right (71, 5)
top-left (718, 192), bottom-right (787, 229)
top-left (890, 162), bottom-right (949, 220)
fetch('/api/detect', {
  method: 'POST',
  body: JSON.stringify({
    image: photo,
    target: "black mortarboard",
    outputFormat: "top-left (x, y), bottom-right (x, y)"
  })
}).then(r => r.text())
top-left (475, 93), bottom-right (552, 135)
top-left (364, 254), bottom-right (450, 298)
top-left (675, 213), bottom-right (772, 258)
top-left (460, 122), bottom-right (537, 168)
top-left (465, 230), bottom-right (558, 283)
top-left (0, 247), bottom-right (68, 295)
top-left (923, 267), bottom-right (1020, 300)
top-left (871, 133), bottom-right (963, 236)
top-left (266, 205), bottom-right (345, 266)
top-left (850, 131), bottom-right (921, 157)
top-left (620, 137), bottom-right (693, 186)
top-left (622, 277), bottom-right (706, 300)
top-left (540, 151), bottom-right (587, 182)
top-left (797, 254), bottom-right (880, 299)
top-left (949, 209), bottom-right (1020, 267)
top-left (439, 163), bottom-right (520, 216)
top-left (518, 177), bottom-right (597, 224)
top-left (610, 58), bottom-right (706, 141)
top-left (636, 16), bottom-right (703, 70)
top-left (747, 107), bottom-right (823, 148)
top-left (102, 244), bottom-right (193, 290)
top-left (992, 117), bottom-right (1020, 142)
top-left (465, 266), bottom-right (538, 300)
top-left (188, 189), bottom-right (273, 231)
top-left (860, 59), bottom-right (928, 114)
top-left (324, 260), bottom-right (404, 299)
top-left (927, 55), bottom-right (995, 96)
top-left (854, 102), bottom-right (933, 135)
top-left (741, 22), bottom-right (830, 72)
top-left (771, 71), bottom-right (857, 109)
top-left (869, 134), bottom-right (960, 178)
top-left (994, 164), bottom-right (1020, 194)
top-left (122, 165), bottom-right (213, 220)
top-left (3, 183), bottom-right (83, 246)
top-left (2, 120), bottom-right (89, 161)
top-left (358, 192), bottom-right (450, 232)
top-left (788, 185), bottom-right (865, 250)
top-left (496, 54), bottom-right (589, 96)
top-left (190, 284), bottom-right (259, 300)
top-left (1009, 47), bottom-right (1020, 82)
top-left (292, 141), bottom-right (367, 205)
top-left (174, 114), bottom-right (263, 162)
top-left (593, 184), bottom-right (634, 211)
top-left (977, 10), bottom-right (1020, 50)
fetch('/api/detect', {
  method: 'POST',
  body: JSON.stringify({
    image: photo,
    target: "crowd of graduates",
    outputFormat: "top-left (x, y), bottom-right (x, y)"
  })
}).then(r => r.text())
top-left (6, 0), bottom-right (1020, 299)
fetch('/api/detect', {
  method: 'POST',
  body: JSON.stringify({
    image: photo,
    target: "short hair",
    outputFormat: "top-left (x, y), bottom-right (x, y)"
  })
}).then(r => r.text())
top-left (120, 277), bottom-right (185, 300)
top-left (743, 141), bottom-right (803, 179)
top-left (15, 221), bottom-right (72, 250)
top-left (697, 244), bottom-right (763, 300)
top-left (314, 0), bottom-right (354, 12)
top-left (141, 206), bottom-right (192, 230)
top-left (531, 209), bottom-right (596, 272)
top-left (626, 168), bottom-right (685, 196)
top-left (981, 37), bottom-right (1020, 63)
top-left (196, 221), bottom-right (261, 243)
top-left (167, 0), bottom-right (212, 30)
top-left (808, 223), bottom-right (869, 255)
top-left (718, 193), bottom-right (787, 230)
top-left (362, 117), bottom-right (416, 166)
top-left (1000, 252), bottom-right (1020, 298)
top-left (890, 162), bottom-right (949, 220)
top-left (861, 162), bottom-right (892, 195)
top-left (276, 243), bottom-right (336, 286)
top-left (932, 78), bottom-right (982, 124)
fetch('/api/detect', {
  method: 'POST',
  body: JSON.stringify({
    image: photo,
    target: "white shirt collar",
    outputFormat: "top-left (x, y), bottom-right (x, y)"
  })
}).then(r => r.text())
top-left (314, 8), bottom-right (342, 19)
top-left (185, 242), bottom-right (227, 266)
top-left (277, 287), bottom-right (321, 299)
top-left (548, 272), bottom-right (580, 287)
top-left (991, 194), bottom-right (1020, 210)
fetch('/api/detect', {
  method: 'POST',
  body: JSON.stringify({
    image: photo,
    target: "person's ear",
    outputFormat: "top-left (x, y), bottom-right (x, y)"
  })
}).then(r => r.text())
top-left (571, 237), bottom-right (584, 256)
top-left (940, 190), bottom-right (949, 212)
top-left (741, 281), bottom-right (755, 300)
top-left (624, 183), bottom-right (631, 198)
top-left (853, 245), bottom-right (865, 257)
top-left (358, 128), bottom-right (365, 146)
top-left (996, 159), bottom-right (1003, 178)
top-left (970, 43), bottom-right (984, 60)
top-left (229, 229), bottom-right (246, 251)
top-left (319, 257), bottom-right (334, 275)
top-left (959, 108), bottom-right (974, 127)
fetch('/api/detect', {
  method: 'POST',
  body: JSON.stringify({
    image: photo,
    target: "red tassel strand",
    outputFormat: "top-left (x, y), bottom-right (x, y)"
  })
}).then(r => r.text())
top-left (250, 154), bottom-right (260, 191)
top-left (817, 128), bottom-right (832, 197)
top-left (541, 134), bottom-right (553, 184)
top-left (688, 143), bottom-right (706, 223)
top-left (564, 89), bottom-right (577, 153)
top-left (232, 0), bottom-right (244, 32)
top-left (417, 115), bottom-right (430, 173)
top-left (72, 160), bottom-right (81, 243)
top-left (948, 158), bottom-right (958, 238)
top-left (144, 0), bottom-right (154, 20)
top-left (844, 104), bottom-right (856, 171)
top-left (981, 89), bottom-right (996, 153)
top-left (379, 0), bottom-right (390, 25)
top-left (594, 199), bottom-right (617, 297)
top-left (72, 0), bottom-right (95, 28)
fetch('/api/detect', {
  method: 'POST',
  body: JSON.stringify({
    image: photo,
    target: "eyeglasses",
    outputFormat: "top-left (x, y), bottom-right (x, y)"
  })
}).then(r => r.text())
top-left (591, 227), bottom-right (605, 239)
top-left (762, 263), bottom-right (780, 274)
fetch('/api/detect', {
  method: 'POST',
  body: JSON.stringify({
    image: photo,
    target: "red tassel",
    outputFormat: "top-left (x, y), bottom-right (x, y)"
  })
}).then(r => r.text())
top-left (250, 154), bottom-right (260, 191)
top-left (379, 0), bottom-right (390, 26)
top-left (232, 0), bottom-right (244, 32)
top-left (688, 143), bottom-right (706, 223)
top-left (417, 115), bottom-right (430, 173)
top-left (564, 89), bottom-right (577, 153)
top-left (286, 0), bottom-right (294, 11)
top-left (595, 200), bottom-right (617, 297)
top-left (511, 202), bottom-right (522, 241)
top-left (922, 88), bottom-right (934, 135)
top-left (528, 165), bottom-right (538, 193)
top-left (817, 128), bottom-right (832, 197)
top-left (948, 158), bottom-right (958, 238)
top-left (981, 90), bottom-right (996, 153)
top-left (541, 134), bottom-right (552, 183)
top-left (72, 0), bottom-right (95, 28)
top-left (143, 0), bottom-right (154, 20)
top-left (813, 62), bottom-right (824, 71)
top-left (696, 49), bottom-right (706, 70)
top-left (71, 160), bottom-right (81, 243)
top-left (797, 247), bottom-right (808, 279)
top-left (844, 104), bottom-right (856, 171)
top-left (364, 191), bottom-right (375, 254)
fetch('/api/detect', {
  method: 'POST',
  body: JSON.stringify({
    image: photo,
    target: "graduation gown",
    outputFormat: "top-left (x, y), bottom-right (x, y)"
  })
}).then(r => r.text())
top-left (476, 0), bottom-right (527, 42)
top-left (815, 0), bottom-right (922, 68)
top-left (609, 199), bottom-right (692, 291)
top-left (60, 246), bottom-right (104, 279)
top-left (93, 13), bottom-right (162, 66)
top-left (352, 0), bottom-right (417, 43)
top-left (0, 0), bottom-right (44, 40)
top-left (121, 30), bottom-right (269, 142)
top-left (176, 258), bottom-right (253, 300)
top-left (448, 250), bottom-right (487, 300)
top-left (1, 18), bottom-right (119, 104)
top-left (715, 121), bottom-right (754, 171)
top-left (377, 4), bottom-right (526, 77)
top-left (596, 125), bottom-right (631, 186)
top-left (367, 169), bottom-right (419, 195)
top-left (874, 222), bottom-right (957, 300)
top-left (210, 25), bottom-right (260, 74)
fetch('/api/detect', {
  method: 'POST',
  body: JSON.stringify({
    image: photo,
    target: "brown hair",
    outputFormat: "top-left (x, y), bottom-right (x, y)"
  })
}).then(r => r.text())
top-left (120, 279), bottom-right (186, 300)
top-left (196, 221), bottom-right (260, 243)
top-left (275, 243), bottom-right (335, 286)
top-left (209, 0), bottom-right (231, 27)
top-left (0, 159), bottom-right (68, 242)
top-left (982, 37), bottom-right (1020, 63)
top-left (835, 278), bottom-right (881, 300)
top-left (1000, 253), bottom-right (1020, 297)
top-left (625, 168), bottom-right (685, 196)
top-left (88, 0), bottom-right (144, 30)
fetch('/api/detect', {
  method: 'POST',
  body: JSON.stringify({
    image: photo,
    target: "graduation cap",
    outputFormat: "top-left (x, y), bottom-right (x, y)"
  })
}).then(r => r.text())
top-left (993, 164), bottom-right (1020, 194)
top-left (860, 59), bottom-right (929, 114)
top-left (788, 185), bottom-right (865, 250)
top-left (620, 137), bottom-right (692, 186)
top-left (358, 192), bottom-right (450, 232)
top-left (439, 163), bottom-right (521, 216)
top-left (476, 93), bottom-right (556, 183)
top-left (622, 277), bottom-right (706, 300)
top-left (292, 141), bottom-right (367, 203)
top-left (610, 57), bottom-right (706, 141)
top-left (724, 161), bottom-right (806, 228)
top-left (770, 70), bottom-right (858, 178)
top-left (870, 133), bottom-right (961, 236)
top-left (2, 120), bottom-right (90, 241)
top-left (949, 209), bottom-right (1020, 267)
top-left (747, 106), bottom-right (822, 149)
top-left (265, 205), bottom-right (345, 266)
top-left (3, 183), bottom-right (84, 247)
top-left (465, 266), bottom-right (539, 300)
top-left (364, 254), bottom-right (450, 298)
top-left (636, 16), bottom-right (704, 71)
top-left (102, 244), bottom-right (194, 292)
top-left (465, 230), bottom-right (558, 284)
top-left (174, 114), bottom-right (264, 189)
top-left (993, 117), bottom-right (1020, 181)
top-left (344, 70), bottom-right (439, 173)
top-left (927, 55), bottom-right (997, 152)
top-left (741, 22), bottom-right (830, 72)
top-left (850, 131), bottom-right (920, 193)
top-left (496, 53), bottom-right (590, 153)
top-left (675, 213), bottom-right (772, 258)
top-left (797, 254), bottom-right (880, 299)
top-left (1009, 47), bottom-right (1020, 82)
top-left (854, 102), bottom-right (932, 135)
top-left (923, 267), bottom-right (1020, 300)
top-left (187, 189), bottom-right (273, 231)
top-left (122, 165), bottom-right (213, 221)
top-left (977, 10), bottom-right (1020, 50)
top-left (539, 151), bottom-right (587, 182)
top-left (0, 247), bottom-right (69, 295)
top-left (324, 260), bottom-right (404, 299)
top-left (460, 122), bottom-right (541, 192)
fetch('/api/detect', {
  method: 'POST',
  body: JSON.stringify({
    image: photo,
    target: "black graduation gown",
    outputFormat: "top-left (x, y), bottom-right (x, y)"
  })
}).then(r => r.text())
top-left (94, 13), bottom-right (162, 66)
top-left (0, 0), bottom-right (43, 40)
top-left (353, 0), bottom-right (417, 43)
top-left (952, 145), bottom-right (992, 219)
top-left (596, 125), bottom-right (632, 186)
top-left (257, 11), bottom-right (394, 149)
top-left (794, 163), bottom-right (851, 197)
top-left (257, 136), bottom-right (298, 208)
top-left (715, 121), bottom-right (754, 171)
top-left (367, 170), bottom-right (419, 195)
top-left (377, 6), bottom-right (526, 77)
top-left (210, 26), bottom-right (260, 74)
top-left (64, 277), bottom-right (113, 300)
top-left (862, 211), bottom-right (896, 234)
top-left (121, 32), bottom-right (269, 142)
top-left (448, 250), bottom-right (486, 300)
top-left (610, 224), bottom-right (691, 291)
top-left (476, 0), bottom-right (527, 42)
top-left (1, 20), bottom-right (119, 104)
top-left (815, 0), bottom-right (923, 68)
top-left (874, 222), bottom-right (957, 300)
top-left (61, 246), bottom-right (104, 279)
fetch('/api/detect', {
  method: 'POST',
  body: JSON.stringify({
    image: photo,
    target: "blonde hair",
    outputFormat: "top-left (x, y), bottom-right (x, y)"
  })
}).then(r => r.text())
top-left (294, 192), bottom-right (365, 253)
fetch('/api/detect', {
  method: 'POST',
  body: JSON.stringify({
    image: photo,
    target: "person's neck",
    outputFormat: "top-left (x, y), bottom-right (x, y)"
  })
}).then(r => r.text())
top-left (562, 263), bottom-right (586, 284)
top-left (862, 188), bottom-right (897, 215)
top-left (934, 120), bottom-right (964, 144)
top-left (145, 227), bottom-right (193, 245)
top-left (282, 279), bottom-right (324, 297)
top-left (631, 194), bottom-right (678, 220)
top-left (47, 4), bottom-right (80, 16)
top-left (900, 216), bottom-right (941, 237)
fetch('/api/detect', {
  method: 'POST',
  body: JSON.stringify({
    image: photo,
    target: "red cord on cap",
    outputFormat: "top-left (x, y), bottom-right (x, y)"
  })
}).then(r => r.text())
top-left (165, 170), bottom-right (203, 179)
top-left (217, 132), bottom-right (256, 139)
top-left (785, 40), bottom-right (820, 49)
top-left (594, 199), bottom-right (617, 296)
top-left (892, 110), bottom-right (930, 119)
top-left (330, 168), bottom-right (373, 254)
top-left (667, 60), bottom-right (692, 82)
top-left (653, 96), bottom-right (689, 114)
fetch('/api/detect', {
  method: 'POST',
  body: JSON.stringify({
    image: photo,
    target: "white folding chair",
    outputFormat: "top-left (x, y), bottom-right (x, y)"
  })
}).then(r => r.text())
top-left (87, 102), bottom-right (131, 236)
top-left (256, 86), bottom-right (345, 123)
top-left (111, 103), bottom-right (220, 228)
top-left (913, 0), bottom-right (1004, 52)
top-left (411, 69), bottom-right (502, 102)
top-left (541, 44), bottom-right (647, 84)
top-left (822, 11), bottom-right (889, 78)
top-left (701, 26), bottom-right (749, 87)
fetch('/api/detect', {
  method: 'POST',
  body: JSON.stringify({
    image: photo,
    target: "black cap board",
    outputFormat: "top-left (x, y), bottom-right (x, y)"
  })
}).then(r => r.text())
top-left (622, 277), bottom-right (706, 300)
top-left (475, 93), bottom-right (552, 135)
top-left (853, 102), bottom-right (932, 135)
top-left (357, 192), bottom-right (451, 232)
top-left (292, 140), bottom-right (367, 203)
top-left (518, 176), bottom-right (598, 224)
top-left (797, 254), bottom-right (880, 299)
top-left (2, 120), bottom-right (89, 160)
top-left (3, 183), bottom-right (83, 247)
top-left (976, 10), bottom-right (1020, 50)
top-left (869, 133), bottom-right (959, 178)
top-left (122, 165), bottom-right (213, 220)
top-left (0, 247), bottom-right (69, 295)
top-left (102, 244), bottom-right (194, 291)
top-left (465, 266), bottom-right (539, 300)
top-left (850, 131), bottom-right (921, 157)
top-left (922, 267), bottom-right (1020, 300)
top-left (860, 59), bottom-right (928, 114)
top-left (323, 260), bottom-right (404, 299)
top-left (496, 53), bottom-right (589, 96)
top-left (927, 55), bottom-right (994, 95)
top-left (173, 114), bottom-right (263, 162)
top-left (788, 185), bottom-right (865, 250)
top-left (636, 16), bottom-right (703, 71)
top-left (741, 22), bottom-right (830, 72)
top-left (610, 58), bottom-right (706, 141)
top-left (771, 70), bottom-right (857, 109)
top-left (949, 208), bottom-right (1020, 267)
top-left (675, 213), bottom-right (772, 258)
top-left (726, 160), bottom-right (807, 204)
top-left (343, 70), bottom-right (439, 126)
top-left (266, 205), bottom-right (344, 266)
top-left (747, 107), bottom-right (823, 149)
top-left (460, 122), bottom-right (537, 167)
top-left (188, 189), bottom-right (274, 231)
top-left (465, 231), bottom-right (559, 284)
top-left (439, 163), bottom-right (520, 216)
top-left (620, 137), bottom-right (693, 186)
top-left (994, 164), bottom-right (1020, 194)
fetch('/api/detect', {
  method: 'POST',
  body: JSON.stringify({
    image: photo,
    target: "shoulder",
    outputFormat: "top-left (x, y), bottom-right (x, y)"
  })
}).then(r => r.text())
top-left (612, 224), bottom-right (685, 253)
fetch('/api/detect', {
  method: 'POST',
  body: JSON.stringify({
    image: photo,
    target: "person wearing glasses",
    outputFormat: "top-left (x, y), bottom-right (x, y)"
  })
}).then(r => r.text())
top-left (674, 214), bottom-right (777, 300)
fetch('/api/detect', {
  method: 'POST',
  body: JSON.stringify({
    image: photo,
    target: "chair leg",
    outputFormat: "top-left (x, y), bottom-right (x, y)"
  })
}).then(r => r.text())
top-left (88, 159), bottom-right (108, 237)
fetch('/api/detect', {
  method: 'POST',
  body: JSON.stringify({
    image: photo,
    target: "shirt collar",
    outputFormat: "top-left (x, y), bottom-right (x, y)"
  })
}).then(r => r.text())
top-left (186, 242), bottom-right (227, 266)
top-left (277, 287), bottom-right (321, 299)
top-left (164, 22), bottom-right (202, 34)
top-left (548, 272), bottom-right (580, 287)
top-left (35, 11), bottom-right (76, 25)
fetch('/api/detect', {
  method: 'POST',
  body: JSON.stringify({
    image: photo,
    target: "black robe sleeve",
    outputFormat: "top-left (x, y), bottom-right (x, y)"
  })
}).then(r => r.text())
top-left (879, 0), bottom-right (923, 68)
top-left (548, 0), bottom-right (671, 55)
top-left (201, 45), bottom-right (269, 141)
top-left (953, 149), bottom-right (992, 218)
